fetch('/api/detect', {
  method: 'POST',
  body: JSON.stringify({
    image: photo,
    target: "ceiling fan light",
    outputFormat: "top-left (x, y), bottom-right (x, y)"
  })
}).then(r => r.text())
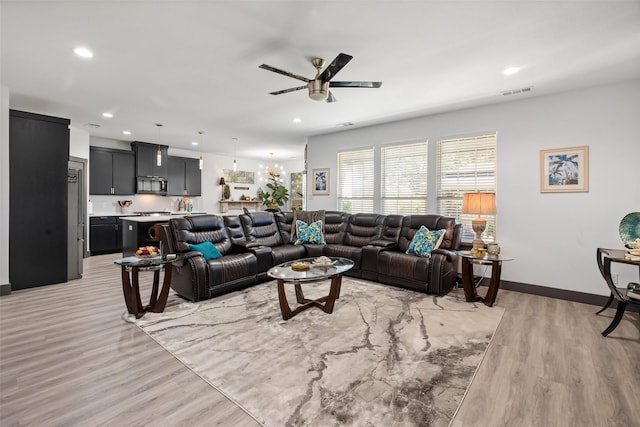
top-left (308, 80), bottom-right (329, 101)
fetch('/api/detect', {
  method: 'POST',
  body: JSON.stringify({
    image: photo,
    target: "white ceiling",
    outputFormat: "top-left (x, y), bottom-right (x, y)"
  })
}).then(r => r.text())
top-left (2, 1), bottom-right (640, 162)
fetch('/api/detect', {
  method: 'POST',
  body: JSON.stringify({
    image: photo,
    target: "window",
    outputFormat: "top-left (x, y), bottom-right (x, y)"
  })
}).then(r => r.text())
top-left (381, 140), bottom-right (428, 214)
top-left (337, 148), bottom-right (374, 213)
top-left (436, 134), bottom-right (497, 242)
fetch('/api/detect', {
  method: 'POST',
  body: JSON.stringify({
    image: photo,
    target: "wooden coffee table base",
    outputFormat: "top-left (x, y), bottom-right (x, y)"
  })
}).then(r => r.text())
top-left (277, 275), bottom-right (343, 321)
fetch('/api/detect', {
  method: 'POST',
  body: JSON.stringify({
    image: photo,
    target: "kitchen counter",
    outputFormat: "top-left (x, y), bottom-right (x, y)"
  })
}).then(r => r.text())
top-left (120, 212), bottom-right (206, 222)
top-left (119, 212), bottom-right (205, 256)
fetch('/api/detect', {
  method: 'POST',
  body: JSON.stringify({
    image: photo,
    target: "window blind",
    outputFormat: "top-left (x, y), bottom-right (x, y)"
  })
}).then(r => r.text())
top-left (337, 148), bottom-right (374, 213)
top-left (436, 134), bottom-right (497, 242)
top-left (381, 140), bottom-right (428, 215)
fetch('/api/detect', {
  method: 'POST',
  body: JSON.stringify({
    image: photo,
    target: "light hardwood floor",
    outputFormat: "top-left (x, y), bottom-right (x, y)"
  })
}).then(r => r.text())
top-left (1, 255), bottom-right (638, 426)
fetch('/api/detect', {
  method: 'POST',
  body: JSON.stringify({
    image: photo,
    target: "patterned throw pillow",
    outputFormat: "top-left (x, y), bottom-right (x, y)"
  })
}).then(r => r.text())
top-left (406, 225), bottom-right (446, 257)
top-left (294, 220), bottom-right (326, 245)
top-left (188, 241), bottom-right (222, 260)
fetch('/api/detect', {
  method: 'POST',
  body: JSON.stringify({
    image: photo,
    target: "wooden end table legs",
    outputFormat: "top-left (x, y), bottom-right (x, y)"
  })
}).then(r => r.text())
top-left (278, 275), bottom-right (342, 321)
top-left (120, 264), bottom-right (173, 319)
top-left (462, 257), bottom-right (503, 307)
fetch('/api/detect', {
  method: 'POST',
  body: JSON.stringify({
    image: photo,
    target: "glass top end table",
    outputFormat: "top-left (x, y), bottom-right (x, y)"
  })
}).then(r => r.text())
top-left (114, 255), bottom-right (175, 319)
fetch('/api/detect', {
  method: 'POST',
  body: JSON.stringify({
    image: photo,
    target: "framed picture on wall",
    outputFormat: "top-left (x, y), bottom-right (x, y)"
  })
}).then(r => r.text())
top-left (312, 168), bottom-right (330, 195)
top-left (540, 145), bottom-right (589, 192)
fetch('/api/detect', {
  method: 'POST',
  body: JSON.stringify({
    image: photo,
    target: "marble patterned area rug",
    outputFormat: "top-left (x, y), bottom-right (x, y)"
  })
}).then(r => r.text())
top-left (131, 278), bottom-right (504, 427)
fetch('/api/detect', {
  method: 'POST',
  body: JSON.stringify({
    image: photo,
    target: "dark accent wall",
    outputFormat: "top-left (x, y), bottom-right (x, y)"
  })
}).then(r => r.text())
top-left (9, 110), bottom-right (70, 290)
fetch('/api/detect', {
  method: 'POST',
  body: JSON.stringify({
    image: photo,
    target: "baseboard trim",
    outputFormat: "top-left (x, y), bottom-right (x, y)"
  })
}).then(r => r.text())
top-left (497, 279), bottom-right (640, 313)
top-left (0, 283), bottom-right (11, 296)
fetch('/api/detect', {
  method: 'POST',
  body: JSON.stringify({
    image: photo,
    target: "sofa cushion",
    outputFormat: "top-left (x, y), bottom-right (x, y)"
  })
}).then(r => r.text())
top-left (290, 210), bottom-right (325, 243)
top-left (294, 220), bottom-right (325, 245)
top-left (406, 226), bottom-right (445, 257)
top-left (189, 241), bottom-right (222, 261)
top-left (240, 211), bottom-right (284, 247)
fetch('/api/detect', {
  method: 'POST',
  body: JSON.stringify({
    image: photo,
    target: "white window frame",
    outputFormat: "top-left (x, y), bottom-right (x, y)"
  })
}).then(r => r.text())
top-left (436, 133), bottom-right (497, 243)
top-left (337, 147), bottom-right (375, 214)
top-left (380, 140), bottom-right (428, 215)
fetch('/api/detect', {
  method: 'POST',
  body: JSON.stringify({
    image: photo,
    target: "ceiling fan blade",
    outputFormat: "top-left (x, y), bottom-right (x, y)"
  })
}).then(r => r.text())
top-left (330, 81), bottom-right (383, 88)
top-left (259, 64), bottom-right (310, 83)
top-left (269, 85), bottom-right (308, 95)
top-left (318, 53), bottom-right (353, 82)
top-left (326, 91), bottom-right (336, 103)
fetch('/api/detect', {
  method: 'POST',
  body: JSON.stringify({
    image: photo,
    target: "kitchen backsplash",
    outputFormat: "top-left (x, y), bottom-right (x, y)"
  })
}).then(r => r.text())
top-left (89, 194), bottom-right (202, 215)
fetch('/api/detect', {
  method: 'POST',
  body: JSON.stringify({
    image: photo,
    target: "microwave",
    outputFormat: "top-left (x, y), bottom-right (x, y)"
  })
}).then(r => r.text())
top-left (136, 177), bottom-right (167, 195)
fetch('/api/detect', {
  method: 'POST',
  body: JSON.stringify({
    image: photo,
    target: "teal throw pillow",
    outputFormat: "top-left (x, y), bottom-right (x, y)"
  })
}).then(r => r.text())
top-left (294, 220), bottom-right (325, 245)
top-left (189, 241), bottom-right (222, 260)
top-left (406, 225), bottom-right (446, 257)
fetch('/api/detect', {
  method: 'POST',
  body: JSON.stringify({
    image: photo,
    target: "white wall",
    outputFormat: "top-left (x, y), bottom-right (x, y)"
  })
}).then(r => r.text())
top-left (307, 79), bottom-right (640, 296)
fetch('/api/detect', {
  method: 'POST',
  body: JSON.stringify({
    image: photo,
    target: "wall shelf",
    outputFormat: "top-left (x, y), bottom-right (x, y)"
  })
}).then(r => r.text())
top-left (219, 200), bottom-right (263, 213)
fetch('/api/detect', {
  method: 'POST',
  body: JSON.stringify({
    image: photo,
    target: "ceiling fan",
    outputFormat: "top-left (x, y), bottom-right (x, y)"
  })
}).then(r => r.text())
top-left (259, 53), bottom-right (382, 103)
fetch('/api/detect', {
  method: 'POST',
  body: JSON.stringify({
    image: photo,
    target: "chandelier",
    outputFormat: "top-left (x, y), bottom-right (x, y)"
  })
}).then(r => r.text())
top-left (258, 152), bottom-right (285, 182)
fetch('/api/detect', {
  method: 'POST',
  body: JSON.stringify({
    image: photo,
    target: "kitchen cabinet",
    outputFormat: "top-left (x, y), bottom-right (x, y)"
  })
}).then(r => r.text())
top-left (89, 147), bottom-right (135, 195)
top-left (10, 110), bottom-right (70, 290)
top-left (167, 156), bottom-right (201, 196)
top-left (121, 218), bottom-right (167, 257)
top-left (131, 141), bottom-right (168, 178)
top-left (90, 216), bottom-right (123, 255)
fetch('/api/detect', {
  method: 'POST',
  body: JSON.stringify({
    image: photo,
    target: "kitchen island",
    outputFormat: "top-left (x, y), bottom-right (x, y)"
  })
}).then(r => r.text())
top-left (120, 213), bottom-right (205, 256)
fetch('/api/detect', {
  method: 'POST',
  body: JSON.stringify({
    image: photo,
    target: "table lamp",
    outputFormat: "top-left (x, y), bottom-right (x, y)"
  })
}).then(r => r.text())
top-left (462, 191), bottom-right (496, 249)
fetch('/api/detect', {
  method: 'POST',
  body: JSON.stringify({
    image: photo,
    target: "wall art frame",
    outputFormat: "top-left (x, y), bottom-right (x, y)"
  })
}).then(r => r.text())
top-left (540, 145), bottom-right (589, 193)
top-left (312, 168), bottom-right (330, 195)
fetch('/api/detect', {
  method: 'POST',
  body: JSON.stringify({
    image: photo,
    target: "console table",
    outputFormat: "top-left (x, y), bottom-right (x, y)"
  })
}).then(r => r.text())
top-left (595, 248), bottom-right (640, 336)
top-left (219, 200), bottom-right (262, 213)
top-left (461, 252), bottom-right (513, 307)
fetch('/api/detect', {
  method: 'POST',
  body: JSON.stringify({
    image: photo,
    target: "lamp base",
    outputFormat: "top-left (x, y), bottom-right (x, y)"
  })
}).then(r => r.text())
top-left (471, 217), bottom-right (487, 250)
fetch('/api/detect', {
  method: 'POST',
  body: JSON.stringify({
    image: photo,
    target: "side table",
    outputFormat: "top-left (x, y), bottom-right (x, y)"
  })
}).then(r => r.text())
top-left (114, 256), bottom-right (174, 319)
top-left (460, 252), bottom-right (513, 307)
top-left (595, 248), bottom-right (640, 336)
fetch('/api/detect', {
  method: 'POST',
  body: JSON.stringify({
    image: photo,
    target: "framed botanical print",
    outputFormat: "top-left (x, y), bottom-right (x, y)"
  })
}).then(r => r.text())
top-left (540, 146), bottom-right (589, 193)
top-left (312, 168), bottom-right (330, 195)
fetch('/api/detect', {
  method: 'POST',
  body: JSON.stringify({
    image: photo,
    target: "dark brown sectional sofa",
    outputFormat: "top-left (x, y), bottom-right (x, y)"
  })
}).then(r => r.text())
top-left (163, 211), bottom-right (462, 302)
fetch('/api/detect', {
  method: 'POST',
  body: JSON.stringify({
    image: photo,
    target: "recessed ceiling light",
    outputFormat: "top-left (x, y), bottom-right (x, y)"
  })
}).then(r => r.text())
top-left (102, 112), bottom-right (113, 118)
top-left (122, 130), bottom-right (131, 135)
top-left (292, 117), bottom-right (302, 124)
top-left (503, 66), bottom-right (520, 76)
top-left (192, 141), bottom-right (199, 146)
top-left (73, 47), bottom-right (93, 58)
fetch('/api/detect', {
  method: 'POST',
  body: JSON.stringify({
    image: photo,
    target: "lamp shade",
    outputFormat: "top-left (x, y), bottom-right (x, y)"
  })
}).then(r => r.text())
top-left (219, 177), bottom-right (226, 186)
top-left (462, 192), bottom-right (496, 216)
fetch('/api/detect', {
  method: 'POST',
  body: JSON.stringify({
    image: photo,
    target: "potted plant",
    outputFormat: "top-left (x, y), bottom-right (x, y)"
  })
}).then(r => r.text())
top-left (223, 184), bottom-right (231, 200)
top-left (258, 171), bottom-right (289, 209)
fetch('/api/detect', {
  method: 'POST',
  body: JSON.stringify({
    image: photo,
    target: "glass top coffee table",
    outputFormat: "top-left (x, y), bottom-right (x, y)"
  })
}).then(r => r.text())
top-left (267, 257), bottom-right (354, 320)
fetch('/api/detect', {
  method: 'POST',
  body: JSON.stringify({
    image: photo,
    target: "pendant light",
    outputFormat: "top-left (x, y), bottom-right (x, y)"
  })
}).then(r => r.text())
top-left (198, 131), bottom-right (204, 170)
top-left (258, 152), bottom-right (285, 182)
top-left (232, 137), bottom-right (238, 171)
top-left (155, 123), bottom-right (163, 166)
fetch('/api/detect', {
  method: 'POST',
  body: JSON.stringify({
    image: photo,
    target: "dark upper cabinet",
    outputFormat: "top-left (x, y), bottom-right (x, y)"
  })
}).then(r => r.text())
top-left (9, 110), bottom-right (69, 290)
top-left (185, 158), bottom-right (202, 196)
top-left (167, 156), bottom-right (201, 196)
top-left (131, 141), bottom-right (168, 178)
top-left (89, 147), bottom-right (135, 195)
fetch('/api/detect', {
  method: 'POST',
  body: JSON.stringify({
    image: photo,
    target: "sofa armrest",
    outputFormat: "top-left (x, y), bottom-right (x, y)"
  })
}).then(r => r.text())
top-left (233, 240), bottom-right (262, 252)
top-left (430, 248), bottom-right (458, 262)
top-left (428, 249), bottom-right (460, 295)
top-left (170, 251), bottom-right (209, 301)
top-left (172, 250), bottom-right (204, 267)
top-left (368, 239), bottom-right (397, 248)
